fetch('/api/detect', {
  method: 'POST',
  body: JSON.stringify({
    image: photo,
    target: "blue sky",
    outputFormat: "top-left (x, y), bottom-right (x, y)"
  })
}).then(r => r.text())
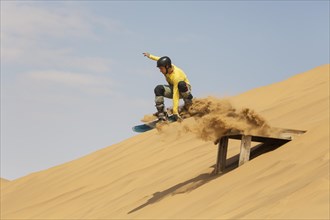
top-left (1, 1), bottom-right (329, 180)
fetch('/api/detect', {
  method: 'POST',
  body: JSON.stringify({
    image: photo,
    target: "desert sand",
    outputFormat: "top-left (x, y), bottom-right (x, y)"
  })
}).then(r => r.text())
top-left (1, 64), bottom-right (329, 219)
top-left (0, 178), bottom-right (10, 189)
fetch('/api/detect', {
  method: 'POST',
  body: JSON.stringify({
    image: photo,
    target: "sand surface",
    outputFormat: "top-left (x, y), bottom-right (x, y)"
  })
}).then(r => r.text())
top-left (1, 64), bottom-right (329, 219)
top-left (0, 178), bottom-right (10, 189)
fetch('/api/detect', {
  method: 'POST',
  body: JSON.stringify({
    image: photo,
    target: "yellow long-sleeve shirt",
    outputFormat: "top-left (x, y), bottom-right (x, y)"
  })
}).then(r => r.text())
top-left (149, 54), bottom-right (190, 114)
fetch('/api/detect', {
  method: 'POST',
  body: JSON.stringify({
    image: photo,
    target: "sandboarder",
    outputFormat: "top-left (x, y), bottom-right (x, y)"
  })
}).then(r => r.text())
top-left (143, 52), bottom-right (193, 121)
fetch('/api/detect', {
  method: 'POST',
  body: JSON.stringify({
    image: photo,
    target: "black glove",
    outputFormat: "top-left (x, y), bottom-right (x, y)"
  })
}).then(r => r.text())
top-left (173, 114), bottom-right (183, 122)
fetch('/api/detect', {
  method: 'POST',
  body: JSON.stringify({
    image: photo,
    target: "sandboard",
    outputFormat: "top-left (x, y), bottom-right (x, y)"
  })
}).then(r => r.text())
top-left (132, 114), bottom-right (177, 133)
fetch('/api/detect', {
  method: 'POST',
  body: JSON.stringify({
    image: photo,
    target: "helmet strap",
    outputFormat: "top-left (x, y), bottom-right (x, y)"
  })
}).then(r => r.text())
top-left (165, 65), bottom-right (171, 74)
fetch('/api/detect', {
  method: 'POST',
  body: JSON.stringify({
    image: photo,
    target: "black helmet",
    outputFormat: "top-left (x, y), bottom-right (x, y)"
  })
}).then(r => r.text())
top-left (157, 56), bottom-right (171, 68)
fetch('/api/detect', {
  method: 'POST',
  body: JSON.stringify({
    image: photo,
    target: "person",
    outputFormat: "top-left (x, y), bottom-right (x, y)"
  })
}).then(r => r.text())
top-left (143, 52), bottom-right (193, 121)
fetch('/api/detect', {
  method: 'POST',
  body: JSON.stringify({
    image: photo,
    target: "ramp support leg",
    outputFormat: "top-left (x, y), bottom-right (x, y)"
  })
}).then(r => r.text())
top-left (215, 136), bottom-right (228, 174)
top-left (239, 135), bottom-right (252, 166)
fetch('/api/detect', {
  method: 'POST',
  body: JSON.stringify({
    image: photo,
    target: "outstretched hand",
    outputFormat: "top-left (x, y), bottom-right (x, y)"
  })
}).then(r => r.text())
top-left (143, 52), bottom-right (150, 58)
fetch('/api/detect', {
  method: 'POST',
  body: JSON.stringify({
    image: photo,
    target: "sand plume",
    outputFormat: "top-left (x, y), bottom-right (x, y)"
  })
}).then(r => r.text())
top-left (176, 96), bottom-right (271, 142)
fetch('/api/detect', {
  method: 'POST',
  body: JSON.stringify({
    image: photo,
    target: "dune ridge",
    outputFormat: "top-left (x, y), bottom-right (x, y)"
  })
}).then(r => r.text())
top-left (0, 178), bottom-right (10, 189)
top-left (1, 64), bottom-right (329, 219)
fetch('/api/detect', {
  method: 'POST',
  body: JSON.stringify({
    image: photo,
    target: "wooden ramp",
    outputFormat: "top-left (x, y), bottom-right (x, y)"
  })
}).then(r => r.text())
top-left (214, 128), bottom-right (306, 174)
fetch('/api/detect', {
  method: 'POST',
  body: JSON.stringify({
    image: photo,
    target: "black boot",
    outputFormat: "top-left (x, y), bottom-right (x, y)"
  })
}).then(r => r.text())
top-left (155, 103), bottom-right (167, 121)
top-left (183, 98), bottom-right (193, 111)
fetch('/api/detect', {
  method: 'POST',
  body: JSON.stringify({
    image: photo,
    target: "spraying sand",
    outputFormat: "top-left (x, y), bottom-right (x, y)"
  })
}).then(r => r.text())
top-left (152, 96), bottom-right (271, 143)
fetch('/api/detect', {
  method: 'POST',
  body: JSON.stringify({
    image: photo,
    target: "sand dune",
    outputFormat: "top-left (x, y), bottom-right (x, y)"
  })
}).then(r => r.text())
top-left (1, 64), bottom-right (329, 219)
top-left (0, 178), bottom-right (10, 189)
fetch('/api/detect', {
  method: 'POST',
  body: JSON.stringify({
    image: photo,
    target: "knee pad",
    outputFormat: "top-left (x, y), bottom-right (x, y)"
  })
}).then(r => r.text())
top-left (154, 85), bottom-right (165, 96)
top-left (178, 81), bottom-right (188, 92)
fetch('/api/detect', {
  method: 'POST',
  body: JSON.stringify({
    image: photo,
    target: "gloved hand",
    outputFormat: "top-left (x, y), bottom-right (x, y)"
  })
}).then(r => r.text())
top-left (173, 114), bottom-right (183, 122)
top-left (143, 52), bottom-right (150, 58)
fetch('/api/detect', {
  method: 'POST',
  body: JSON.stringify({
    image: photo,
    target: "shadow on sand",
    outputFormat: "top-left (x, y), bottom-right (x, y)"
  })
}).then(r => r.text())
top-left (128, 171), bottom-right (218, 214)
top-left (128, 142), bottom-right (283, 214)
